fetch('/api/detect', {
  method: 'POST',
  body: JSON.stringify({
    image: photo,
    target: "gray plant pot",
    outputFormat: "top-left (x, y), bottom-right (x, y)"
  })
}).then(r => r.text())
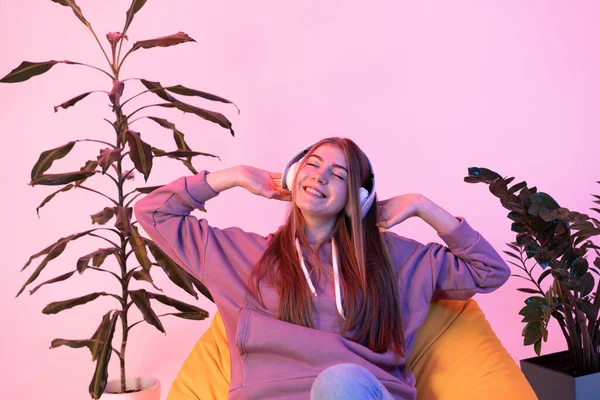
top-left (520, 351), bottom-right (600, 400)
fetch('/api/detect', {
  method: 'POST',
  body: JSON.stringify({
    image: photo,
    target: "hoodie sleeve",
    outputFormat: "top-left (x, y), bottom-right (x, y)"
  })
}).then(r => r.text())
top-left (386, 217), bottom-right (511, 301)
top-left (133, 170), bottom-right (267, 284)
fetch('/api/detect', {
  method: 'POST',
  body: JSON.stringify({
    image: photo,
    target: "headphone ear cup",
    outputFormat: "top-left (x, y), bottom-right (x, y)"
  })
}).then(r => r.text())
top-left (359, 187), bottom-right (369, 207)
top-left (285, 162), bottom-right (298, 191)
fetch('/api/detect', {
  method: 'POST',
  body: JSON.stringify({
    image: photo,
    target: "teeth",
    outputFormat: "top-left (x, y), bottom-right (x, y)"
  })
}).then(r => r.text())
top-left (305, 187), bottom-right (324, 198)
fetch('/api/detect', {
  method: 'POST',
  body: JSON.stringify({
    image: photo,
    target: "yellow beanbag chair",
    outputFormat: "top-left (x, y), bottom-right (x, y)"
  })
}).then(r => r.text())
top-left (167, 299), bottom-right (536, 400)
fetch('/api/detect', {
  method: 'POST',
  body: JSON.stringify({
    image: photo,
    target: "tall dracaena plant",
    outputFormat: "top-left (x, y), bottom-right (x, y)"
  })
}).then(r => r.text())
top-left (1, 1), bottom-right (238, 398)
top-left (464, 168), bottom-right (600, 376)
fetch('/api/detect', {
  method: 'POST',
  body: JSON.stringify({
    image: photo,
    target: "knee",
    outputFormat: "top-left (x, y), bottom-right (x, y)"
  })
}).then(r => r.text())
top-left (311, 363), bottom-right (382, 400)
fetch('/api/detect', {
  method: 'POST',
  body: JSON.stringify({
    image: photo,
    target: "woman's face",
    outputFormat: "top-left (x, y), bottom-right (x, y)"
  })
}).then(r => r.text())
top-left (294, 143), bottom-right (349, 220)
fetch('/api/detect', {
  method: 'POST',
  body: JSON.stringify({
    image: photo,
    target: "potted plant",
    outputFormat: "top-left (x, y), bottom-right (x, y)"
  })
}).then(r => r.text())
top-left (464, 167), bottom-right (600, 400)
top-left (1, 0), bottom-right (238, 398)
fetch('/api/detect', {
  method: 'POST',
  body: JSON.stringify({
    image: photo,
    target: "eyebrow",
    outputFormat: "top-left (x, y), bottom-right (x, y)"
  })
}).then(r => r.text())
top-left (308, 154), bottom-right (348, 173)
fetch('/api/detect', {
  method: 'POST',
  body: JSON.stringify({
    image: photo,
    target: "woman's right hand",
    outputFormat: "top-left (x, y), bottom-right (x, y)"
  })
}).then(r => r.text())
top-left (238, 166), bottom-right (292, 201)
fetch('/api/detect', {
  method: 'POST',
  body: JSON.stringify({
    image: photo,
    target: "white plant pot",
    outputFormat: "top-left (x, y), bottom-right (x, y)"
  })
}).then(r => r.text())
top-left (101, 377), bottom-right (160, 400)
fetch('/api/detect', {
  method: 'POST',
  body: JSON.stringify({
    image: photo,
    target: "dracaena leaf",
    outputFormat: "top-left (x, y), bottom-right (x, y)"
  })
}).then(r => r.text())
top-left (51, 0), bottom-right (90, 28)
top-left (152, 149), bottom-right (220, 159)
top-left (146, 241), bottom-right (198, 299)
top-left (36, 184), bottom-right (75, 216)
top-left (50, 338), bottom-right (101, 351)
top-left (146, 116), bottom-right (192, 151)
top-left (115, 206), bottom-right (133, 236)
top-left (29, 270), bottom-right (77, 295)
top-left (135, 185), bottom-right (163, 194)
top-left (146, 292), bottom-right (207, 314)
top-left (126, 130), bottom-right (153, 181)
top-left (130, 225), bottom-right (151, 271)
top-left (77, 248), bottom-right (119, 273)
top-left (163, 312), bottom-right (209, 321)
top-left (165, 84), bottom-right (239, 113)
top-left (89, 312), bottom-right (119, 399)
top-left (42, 292), bottom-right (109, 315)
top-left (108, 80), bottom-right (124, 107)
top-left (130, 269), bottom-right (162, 292)
top-left (140, 79), bottom-right (177, 102)
top-left (96, 148), bottom-right (122, 173)
top-left (91, 207), bottom-right (116, 225)
top-left (17, 230), bottom-right (95, 297)
top-left (131, 32), bottom-right (195, 53)
top-left (106, 32), bottom-right (127, 55)
top-left (158, 101), bottom-right (235, 136)
top-left (54, 91), bottom-right (93, 112)
top-left (129, 289), bottom-right (165, 333)
top-left (30, 171), bottom-right (96, 186)
top-left (123, 0), bottom-right (148, 34)
top-left (1, 60), bottom-right (79, 83)
top-left (31, 141), bottom-right (76, 180)
top-left (185, 270), bottom-right (214, 302)
top-left (89, 311), bottom-right (113, 361)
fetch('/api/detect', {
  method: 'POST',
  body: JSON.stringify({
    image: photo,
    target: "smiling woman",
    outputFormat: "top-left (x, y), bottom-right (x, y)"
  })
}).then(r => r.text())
top-left (134, 137), bottom-right (511, 399)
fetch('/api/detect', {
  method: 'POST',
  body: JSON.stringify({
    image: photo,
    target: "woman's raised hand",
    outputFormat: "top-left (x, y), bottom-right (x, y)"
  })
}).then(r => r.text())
top-left (239, 166), bottom-right (292, 201)
top-left (376, 194), bottom-right (423, 229)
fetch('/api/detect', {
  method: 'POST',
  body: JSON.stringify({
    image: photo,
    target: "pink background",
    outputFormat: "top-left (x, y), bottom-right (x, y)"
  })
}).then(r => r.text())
top-left (1, 1), bottom-right (599, 398)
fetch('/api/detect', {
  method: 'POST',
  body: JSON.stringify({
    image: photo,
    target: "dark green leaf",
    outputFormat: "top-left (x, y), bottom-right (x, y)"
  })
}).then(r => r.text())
top-left (534, 339), bottom-right (542, 356)
top-left (578, 273), bottom-right (595, 296)
top-left (523, 322), bottom-right (543, 346)
top-left (129, 289), bottom-right (165, 333)
top-left (166, 84), bottom-right (239, 113)
top-left (36, 184), bottom-right (75, 216)
top-left (186, 270), bottom-right (214, 302)
top-left (30, 171), bottom-right (96, 186)
top-left (509, 181), bottom-right (527, 194)
top-left (42, 292), bottom-right (109, 314)
top-left (503, 250), bottom-right (521, 261)
top-left (466, 167), bottom-right (503, 182)
top-left (537, 269), bottom-right (553, 285)
top-left (89, 312), bottom-right (118, 399)
top-left (31, 141), bottom-right (76, 180)
top-left (54, 92), bottom-right (93, 112)
top-left (126, 130), bottom-right (153, 181)
top-left (131, 32), bottom-right (195, 53)
top-left (29, 270), bottom-right (76, 295)
top-left (151, 148), bottom-right (219, 159)
top-left (518, 288), bottom-right (542, 294)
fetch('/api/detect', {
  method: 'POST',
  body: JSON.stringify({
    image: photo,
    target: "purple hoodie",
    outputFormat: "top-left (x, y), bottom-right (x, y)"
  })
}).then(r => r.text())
top-left (134, 171), bottom-right (511, 400)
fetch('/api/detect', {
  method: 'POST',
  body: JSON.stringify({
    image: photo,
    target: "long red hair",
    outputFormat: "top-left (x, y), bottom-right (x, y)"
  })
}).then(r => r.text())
top-left (250, 138), bottom-right (406, 356)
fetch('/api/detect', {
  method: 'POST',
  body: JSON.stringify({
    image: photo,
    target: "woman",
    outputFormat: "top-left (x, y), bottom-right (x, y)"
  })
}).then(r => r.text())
top-left (134, 137), bottom-right (510, 400)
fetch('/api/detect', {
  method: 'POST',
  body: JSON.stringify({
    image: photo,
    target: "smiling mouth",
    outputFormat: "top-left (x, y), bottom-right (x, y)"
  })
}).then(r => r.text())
top-left (303, 186), bottom-right (326, 198)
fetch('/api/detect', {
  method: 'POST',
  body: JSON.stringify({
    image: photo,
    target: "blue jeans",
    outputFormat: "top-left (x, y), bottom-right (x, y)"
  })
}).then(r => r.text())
top-left (310, 363), bottom-right (395, 400)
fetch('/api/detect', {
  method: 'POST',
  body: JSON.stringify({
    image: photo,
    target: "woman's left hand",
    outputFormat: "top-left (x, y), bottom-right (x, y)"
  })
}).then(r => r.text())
top-left (376, 194), bottom-right (424, 229)
top-left (376, 194), bottom-right (460, 233)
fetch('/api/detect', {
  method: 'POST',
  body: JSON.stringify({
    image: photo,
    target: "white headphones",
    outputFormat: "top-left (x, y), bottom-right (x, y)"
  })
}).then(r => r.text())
top-left (281, 142), bottom-right (376, 219)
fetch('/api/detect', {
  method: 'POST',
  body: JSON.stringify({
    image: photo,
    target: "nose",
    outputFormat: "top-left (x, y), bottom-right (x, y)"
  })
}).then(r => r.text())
top-left (312, 170), bottom-right (327, 184)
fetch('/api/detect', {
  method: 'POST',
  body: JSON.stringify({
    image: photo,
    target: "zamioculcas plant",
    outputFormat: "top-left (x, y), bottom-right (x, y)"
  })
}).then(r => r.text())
top-left (464, 167), bottom-right (600, 376)
top-left (1, 0), bottom-right (238, 398)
